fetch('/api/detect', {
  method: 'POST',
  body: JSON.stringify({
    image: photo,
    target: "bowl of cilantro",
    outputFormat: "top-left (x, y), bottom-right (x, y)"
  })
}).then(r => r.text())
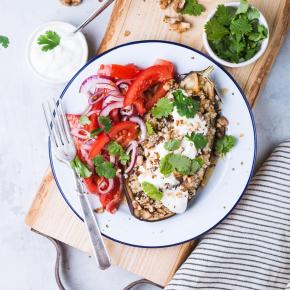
top-left (203, 0), bottom-right (269, 68)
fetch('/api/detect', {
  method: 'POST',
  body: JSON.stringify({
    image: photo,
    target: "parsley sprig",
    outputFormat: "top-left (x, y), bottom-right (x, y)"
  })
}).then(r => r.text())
top-left (180, 0), bottom-right (205, 16)
top-left (93, 155), bottom-right (116, 179)
top-left (152, 97), bottom-right (174, 119)
top-left (71, 156), bottom-right (92, 178)
top-left (173, 90), bottom-right (199, 118)
top-left (0, 35), bottom-right (9, 48)
top-left (215, 135), bottom-right (237, 156)
top-left (37, 31), bottom-right (61, 52)
top-left (141, 182), bottom-right (163, 201)
top-left (186, 132), bottom-right (208, 150)
top-left (160, 153), bottom-right (204, 176)
top-left (205, 0), bottom-right (268, 63)
top-left (107, 141), bottom-right (130, 165)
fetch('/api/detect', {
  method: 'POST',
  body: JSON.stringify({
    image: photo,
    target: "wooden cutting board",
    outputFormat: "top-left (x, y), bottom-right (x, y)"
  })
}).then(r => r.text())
top-left (25, 0), bottom-right (289, 287)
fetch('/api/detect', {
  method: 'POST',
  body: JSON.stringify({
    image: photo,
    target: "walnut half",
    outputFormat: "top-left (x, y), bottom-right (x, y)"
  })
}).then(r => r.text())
top-left (163, 15), bottom-right (191, 33)
top-left (160, 0), bottom-right (174, 9)
top-left (60, 0), bottom-right (82, 6)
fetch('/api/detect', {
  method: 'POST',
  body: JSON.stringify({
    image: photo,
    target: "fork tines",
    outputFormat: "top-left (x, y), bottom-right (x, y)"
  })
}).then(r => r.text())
top-left (42, 99), bottom-right (72, 148)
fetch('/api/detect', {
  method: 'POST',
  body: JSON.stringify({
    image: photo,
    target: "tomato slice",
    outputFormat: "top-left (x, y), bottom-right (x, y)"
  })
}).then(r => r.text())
top-left (83, 176), bottom-right (98, 194)
top-left (108, 121), bottom-right (138, 147)
top-left (124, 61), bottom-right (174, 115)
top-left (99, 177), bottom-right (123, 214)
top-left (97, 64), bottom-right (141, 79)
top-left (88, 133), bottom-right (110, 159)
top-left (145, 82), bottom-right (167, 111)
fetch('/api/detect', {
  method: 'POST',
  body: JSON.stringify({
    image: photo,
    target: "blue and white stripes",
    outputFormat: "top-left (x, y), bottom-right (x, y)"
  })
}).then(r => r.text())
top-left (166, 141), bottom-right (290, 290)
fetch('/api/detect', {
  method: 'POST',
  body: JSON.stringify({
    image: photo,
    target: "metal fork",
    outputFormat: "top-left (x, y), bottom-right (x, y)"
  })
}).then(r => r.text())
top-left (42, 99), bottom-right (111, 270)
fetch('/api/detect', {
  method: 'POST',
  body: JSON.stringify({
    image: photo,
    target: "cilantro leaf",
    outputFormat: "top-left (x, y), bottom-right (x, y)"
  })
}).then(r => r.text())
top-left (152, 97), bottom-right (173, 119)
top-left (230, 17), bottom-right (252, 36)
top-left (160, 154), bottom-right (174, 176)
top-left (215, 135), bottom-right (237, 156)
top-left (71, 156), bottom-right (92, 178)
top-left (98, 116), bottom-right (112, 132)
top-left (190, 157), bottom-right (204, 174)
top-left (93, 155), bottom-right (116, 178)
top-left (180, 0), bottom-right (205, 16)
top-left (141, 182), bottom-right (163, 201)
top-left (107, 141), bottom-right (130, 165)
top-left (205, 18), bottom-right (229, 41)
top-left (90, 128), bottom-right (103, 138)
top-left (79, 115), bottom-right (91, 125)
top-left (146, 121), bottom-right (154, 136)
top-left (37, 30), bottom-right (60, 52)
top-left (173, 90), bottom-right (199, 118)
top-left (215, 5), bottom-right (233, 26)
top-left (236, 0), bottom-right (249, 15)
top-left (164, 140), bottom-right (181, 151)
top-left (247, 7), bottom-right (260, 21)
top-left (168, 154), bottom-right (192, 175)
top-left (186, 133), bottom-right (208, 150)
top-left (0, 35), bottom-right (9, 48)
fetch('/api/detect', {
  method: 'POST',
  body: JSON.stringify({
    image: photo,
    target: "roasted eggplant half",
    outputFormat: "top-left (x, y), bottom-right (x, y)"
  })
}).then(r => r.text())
top-left (124, 67), bottom-right (220, 222)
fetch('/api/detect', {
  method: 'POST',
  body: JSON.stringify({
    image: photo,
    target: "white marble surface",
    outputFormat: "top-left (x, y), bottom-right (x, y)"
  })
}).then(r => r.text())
top-left (0, 0), bottom-right (289, 289)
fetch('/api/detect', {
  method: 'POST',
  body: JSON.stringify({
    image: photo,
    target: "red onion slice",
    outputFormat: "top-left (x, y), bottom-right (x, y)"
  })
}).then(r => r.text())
top-left (79, 76), bottom-right (116, 95)
top-left (129, 116), bottom-right (147, 142)
top-left (100, 101), bottom-right (124, 117)
top-left (102, 96), bottom-right (124, 108)
top-left (87, 109), bottom-right (101, 117)
top-left (109, 155), bottom-right (116, 164)
top-left (125, 141), bottom-right (138, 174)
top-left (97, 178), bottom-right (114, 195)
top-left (88, 94), bottom-right (105, 105)
top-left (71, 128), bottom-right (90, 140)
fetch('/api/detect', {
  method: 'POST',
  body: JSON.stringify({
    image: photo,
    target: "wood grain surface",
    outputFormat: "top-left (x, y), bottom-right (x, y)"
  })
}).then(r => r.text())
top-left (25, 0), bottom-right (289, 286)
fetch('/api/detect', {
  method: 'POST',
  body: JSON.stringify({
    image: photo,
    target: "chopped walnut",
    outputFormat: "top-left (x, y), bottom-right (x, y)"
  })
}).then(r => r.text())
top-left (163, 15), bottom-right (191, 33)
top-left (60, 0), bottom-right (82, 6)
top-left (160, 0), bottom-right (174, 9)
top-left (94, 207), bottom-right (104, 214)
top-left (216, 116), bottom-right (229, 138)
top-left (173, 0), bottom-right (185, 12)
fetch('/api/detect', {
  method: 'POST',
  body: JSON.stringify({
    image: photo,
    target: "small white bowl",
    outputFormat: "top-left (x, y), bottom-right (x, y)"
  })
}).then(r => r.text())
top-left (26, 21), bottom-right (88, 84)
top-left (203, 2), bottom-right (269, 68)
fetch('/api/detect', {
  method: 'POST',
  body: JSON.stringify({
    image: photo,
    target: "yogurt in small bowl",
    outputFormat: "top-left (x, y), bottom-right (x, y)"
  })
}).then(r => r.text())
top-left (27, 21), bottom-right (88, 84)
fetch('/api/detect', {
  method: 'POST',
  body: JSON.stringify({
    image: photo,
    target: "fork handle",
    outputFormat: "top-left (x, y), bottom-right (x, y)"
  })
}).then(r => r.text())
top-left (74, 173), bottom-right (111, 270)
top-left (78, 192), bottom-right (111, 270)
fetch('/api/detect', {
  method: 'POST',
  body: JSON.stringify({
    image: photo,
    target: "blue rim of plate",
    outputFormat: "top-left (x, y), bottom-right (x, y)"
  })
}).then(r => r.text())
top-left (49, 40), bottom-right (257, 248)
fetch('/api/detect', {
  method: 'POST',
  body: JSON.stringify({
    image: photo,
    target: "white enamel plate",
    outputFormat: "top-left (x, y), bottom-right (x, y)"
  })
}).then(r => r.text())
top-left (50, 41), bottom-right (256, 248)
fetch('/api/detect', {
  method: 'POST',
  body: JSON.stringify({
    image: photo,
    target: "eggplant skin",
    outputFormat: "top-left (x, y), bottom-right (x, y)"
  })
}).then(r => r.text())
top-left (125, 69), bottom-right (219, 222)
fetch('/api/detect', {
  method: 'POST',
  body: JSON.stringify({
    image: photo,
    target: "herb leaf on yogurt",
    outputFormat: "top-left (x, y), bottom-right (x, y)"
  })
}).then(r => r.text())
top-left (186, 132), bottom-right (208, 150)
top-left (37, 30), bottom-right (61, 52)
top-left (173, 90), bottom-right (199, 118)
top-left (215, 135), bottom-right (237, 156)
top-left (164, 140), bottom-right (181, 151)
top-left (0, 35), bottom-right (9, 48)
top-left (180, 0), bottom-right (205, 16)
top-left (152, 97), bottom-right (174, 119)
top-left (190, 157), bottom-right (204, 174)
top-left (142, 182), bottom-right (163, 201)
top-left (71, 156), bottom-right (92, 178)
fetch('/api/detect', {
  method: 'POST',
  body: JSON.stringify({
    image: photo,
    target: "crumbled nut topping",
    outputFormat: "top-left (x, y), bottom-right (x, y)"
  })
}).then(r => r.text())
top-left (60, 0), bottom-right (82, 6)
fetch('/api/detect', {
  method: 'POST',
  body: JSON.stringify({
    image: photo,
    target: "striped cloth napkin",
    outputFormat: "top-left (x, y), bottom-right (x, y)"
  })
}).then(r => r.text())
top-left (165, 141), bottom-right (290, 290)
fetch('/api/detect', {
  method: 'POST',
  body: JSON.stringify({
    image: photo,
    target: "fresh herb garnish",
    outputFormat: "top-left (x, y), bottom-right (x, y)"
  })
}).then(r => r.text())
top-left (98, 116), bottom-right (112, 132)
top-left (71, 156), bottom-right (92, 178)
top-left (107, 141), bottom-right (130, 165)
top-left (152, 97), bottom-right (174, 119)
top-left (141, 182), bottom-right (163, 201)
top-left (160, 153), bottom-right (204, 176)
top-left (215, 135), bottom-right (237, 156)
top-left (79, 115), bottom-right (91, 125)
top-left (180, 0), bottom-right (205, 16)
top-left (0, 35), bottom-right (9, 48)
top-left (37, 30), bottom-right (61, 52)
top-left (164, 140), bottom-right (181, 151)
top-left (90, 128), bottom-right (103, 138)
top-left (186, 132), bottom-right (208, 150)
top-left (93, 155), bottom-right (116, 179)
top-left (173, 90), bottom-right (199, 118)
top-left (205, 0), bottom-right (268, 63)
top-left (146, 121), bottom-right (154, 136)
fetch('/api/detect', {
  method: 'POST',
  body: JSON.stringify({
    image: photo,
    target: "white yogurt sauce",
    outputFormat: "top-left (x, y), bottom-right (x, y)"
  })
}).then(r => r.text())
top-left (161, 189), bottom-right (188, 214)
top-left (28, 22), bottom-right (88, 83)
